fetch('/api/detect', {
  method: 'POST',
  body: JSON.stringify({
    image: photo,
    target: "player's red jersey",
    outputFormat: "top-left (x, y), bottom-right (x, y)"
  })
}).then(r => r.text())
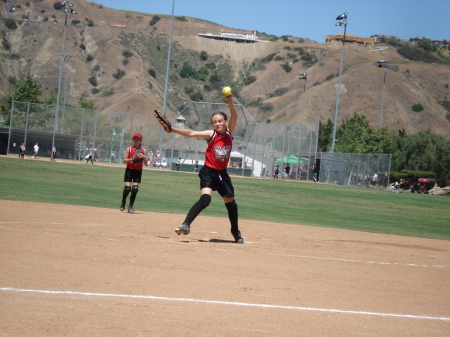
top-left (126, 145), bottom-right (145, 170)
top-left (204, 130), bottom-right (233, 170)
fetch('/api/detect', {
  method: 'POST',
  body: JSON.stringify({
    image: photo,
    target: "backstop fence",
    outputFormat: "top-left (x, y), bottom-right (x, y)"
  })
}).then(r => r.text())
top-left (2, 101), bottom-right (391, 186)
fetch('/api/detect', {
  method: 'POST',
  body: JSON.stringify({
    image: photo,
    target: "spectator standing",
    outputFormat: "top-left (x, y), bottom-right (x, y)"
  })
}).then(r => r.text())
top-left (32, 143), bottom-right (39, 159)
top-left (274, 165), bottom-right (280, 179)
top-left (19, 143), bottom-right (26, 159)
top-left (194, 160), bottom-right (199, 173)
top-left (372, 173), bottom-right (378, 187)
top-left (51, 146), bottom-right (57, 161)
top-left (284, 164), bottom-right (291, 181)
top-left (313, 164), bottom-right (320, 183)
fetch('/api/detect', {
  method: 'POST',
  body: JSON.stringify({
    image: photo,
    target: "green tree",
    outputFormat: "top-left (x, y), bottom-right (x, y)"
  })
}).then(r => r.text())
top-left (42, 87), bottom-right (58, 105)
top-left (418, 38), bottom-right (436, 52)
top-left (318, 119), bottom-right (333, 152)
top-left (335, 113), bottom-right (397, 154)
top-left (1, 73), bottom-right (43, 124)
top-left (392, 130), bottom-right (450, 185)
top-left (78, 96), bottom-right (96, 110)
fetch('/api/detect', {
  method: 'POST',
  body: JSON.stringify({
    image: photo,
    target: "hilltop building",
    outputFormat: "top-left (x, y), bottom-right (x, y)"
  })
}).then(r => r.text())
top-left (220, 29), bottom-right (258, 40)
top-left (198, 29), bottom-right (267, 43)
top-left (325, 33), bottom-right (374, 47)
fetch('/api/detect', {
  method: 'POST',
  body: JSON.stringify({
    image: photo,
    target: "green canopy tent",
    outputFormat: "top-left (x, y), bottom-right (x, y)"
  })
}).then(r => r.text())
top-left (275, 154), bottom-right (305, 166)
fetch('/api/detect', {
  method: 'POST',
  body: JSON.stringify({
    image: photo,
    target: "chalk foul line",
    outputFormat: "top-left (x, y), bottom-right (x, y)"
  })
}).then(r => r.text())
top-left (1, 287), bottom-right (448, 322)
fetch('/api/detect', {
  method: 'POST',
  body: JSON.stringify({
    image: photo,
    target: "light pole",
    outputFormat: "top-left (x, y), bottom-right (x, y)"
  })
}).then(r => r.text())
top-left (298, 72), bottom-right (307, 124)
top-left (330, 12), bottom-right (348, 153)
top-left (377, 59), bottom-right (388, 128)
top-left (62, 53), bottom-right (75, 107)
top-left (61, 53), bottom-right (75, 133)
top-left (51, 1), bottom-right (76, 155)
top-left (297, 72), bottom-right (307, 180)
top-left (110, 128), bottom-right (116, 163)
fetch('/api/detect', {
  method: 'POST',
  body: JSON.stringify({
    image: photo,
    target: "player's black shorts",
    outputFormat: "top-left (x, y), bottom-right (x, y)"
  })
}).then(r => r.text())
top-left (199, 165), bottom-right (234, 198)
top-left (124, 168), bottom-right (142, 183)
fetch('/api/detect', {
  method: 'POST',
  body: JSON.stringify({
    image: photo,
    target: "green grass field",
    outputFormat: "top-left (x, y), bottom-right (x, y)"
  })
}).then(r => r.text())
top-left (1, 157), bottom-right (449, 240)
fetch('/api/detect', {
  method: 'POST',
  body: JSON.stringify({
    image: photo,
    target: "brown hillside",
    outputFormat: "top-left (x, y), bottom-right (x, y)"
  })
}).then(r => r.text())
top-left (1, 0), bottom-right (449, 137)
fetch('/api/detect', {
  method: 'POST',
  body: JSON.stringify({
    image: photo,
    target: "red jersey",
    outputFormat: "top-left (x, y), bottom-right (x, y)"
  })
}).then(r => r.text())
top-left (126, 145), bottom-right (145, 170)
top-left (204, 130), bottom-right (232, 170)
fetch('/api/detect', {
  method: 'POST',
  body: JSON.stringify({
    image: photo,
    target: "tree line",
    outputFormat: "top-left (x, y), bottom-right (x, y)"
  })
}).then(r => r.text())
top-left (318, 113), bottom-right (450, 187)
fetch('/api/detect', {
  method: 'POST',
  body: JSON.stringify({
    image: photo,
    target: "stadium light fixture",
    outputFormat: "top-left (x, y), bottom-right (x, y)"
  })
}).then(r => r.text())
top-left (330, 12), bottom-right (348, 153)
top-left (377, 59), bottom-right (389, 128)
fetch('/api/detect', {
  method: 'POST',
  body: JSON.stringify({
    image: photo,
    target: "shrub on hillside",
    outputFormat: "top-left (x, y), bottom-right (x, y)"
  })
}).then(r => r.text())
top-left (397, 46), bottom-right (445, 64)
top-left (4, 19), bottom-right (18, 30)
top-left (53, 2), bottom-right (63, 10)
top-left (281, 62), bottom-right (292, 73)
top-left (189, 91), bottom-right (203, 101)
top-left (179, 62), bottom-right (195, 78)
top-left (242, 75), bottom-right (256, 85)
top-left (149, 16), bottom-right (160, 26)
top-left (269, 87), bottom-right (289, 97)
top-left (122, 50), bottom-right (133, 58)
top-left (412, 103), bottom-right (424, 112)
top-left (112, 69), bottom-right (126, 79)
top-left (199, 50), bottom-right (208, 61)
top-left (88, 77), bottom-right (98, 86)
top-left (209, 74), bottom-right (221, 84)
top-left (261, 53), bottom-right (276, 63)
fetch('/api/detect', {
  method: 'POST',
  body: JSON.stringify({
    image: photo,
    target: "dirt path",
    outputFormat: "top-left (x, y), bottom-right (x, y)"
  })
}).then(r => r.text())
top-left (0, 200), bottom-right (449, 336)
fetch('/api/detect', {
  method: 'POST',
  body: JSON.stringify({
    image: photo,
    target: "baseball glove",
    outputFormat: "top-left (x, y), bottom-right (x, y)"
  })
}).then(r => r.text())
top-left (132, 149), bottom-right (144, 165)
top-left (154, 110), bottom-right (172, 133)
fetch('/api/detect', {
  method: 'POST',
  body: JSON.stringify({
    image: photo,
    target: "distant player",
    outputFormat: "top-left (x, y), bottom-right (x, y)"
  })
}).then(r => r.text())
top-left (119, 133), bottom-right (147, 214)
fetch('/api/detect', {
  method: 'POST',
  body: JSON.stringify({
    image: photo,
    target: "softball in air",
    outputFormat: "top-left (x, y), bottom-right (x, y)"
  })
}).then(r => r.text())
top-left (222, 86), bottom-right (233, 96)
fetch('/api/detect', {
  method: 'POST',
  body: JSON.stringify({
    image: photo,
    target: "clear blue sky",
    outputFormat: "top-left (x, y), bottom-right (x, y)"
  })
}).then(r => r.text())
top-left (89, 0), bottom-right (449, 42)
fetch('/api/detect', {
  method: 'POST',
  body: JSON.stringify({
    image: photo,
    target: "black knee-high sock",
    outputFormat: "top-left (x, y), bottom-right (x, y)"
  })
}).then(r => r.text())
top-left (184, 194), bottom-right (211, 225)
top-left (129, 185), bottom-right (138, 207)
top-left (225, 200), bottom-right (239, 232)
top-left (122, 186), bottom-right (131, 203)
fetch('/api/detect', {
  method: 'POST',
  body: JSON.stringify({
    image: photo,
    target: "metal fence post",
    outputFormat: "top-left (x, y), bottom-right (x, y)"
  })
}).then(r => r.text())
top-left (7, 101), bottom-right (15, 155)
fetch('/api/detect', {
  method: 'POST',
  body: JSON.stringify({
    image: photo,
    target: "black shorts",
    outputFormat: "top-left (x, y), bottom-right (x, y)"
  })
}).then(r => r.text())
top-left (124, 168), bottom-right (142, 183)
top-left (199, 165), bottom-right (234, 198)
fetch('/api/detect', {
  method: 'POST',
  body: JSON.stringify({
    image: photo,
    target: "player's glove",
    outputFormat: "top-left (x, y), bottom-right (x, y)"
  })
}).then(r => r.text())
top-left (132, 149), bottom-right (144, 165)
top-left (154, 110), bottom-right (172, 133)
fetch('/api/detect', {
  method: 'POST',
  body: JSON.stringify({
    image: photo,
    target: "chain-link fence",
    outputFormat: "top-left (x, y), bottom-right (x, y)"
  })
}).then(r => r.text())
top-left (317, 152), bottom-right (392, 188)
top-left (2, 101), bottom-right (390, 186)
top-left (4, 101), bottom-right (158, 162)
top-left (3, 101), bottom-right (320, 178)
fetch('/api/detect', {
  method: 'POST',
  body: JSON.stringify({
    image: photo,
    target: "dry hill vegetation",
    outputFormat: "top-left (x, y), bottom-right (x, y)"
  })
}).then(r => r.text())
top-left (1, 0), bottom-right (449, 137)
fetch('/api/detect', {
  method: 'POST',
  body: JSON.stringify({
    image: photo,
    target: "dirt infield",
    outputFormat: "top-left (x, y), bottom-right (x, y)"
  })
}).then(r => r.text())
top-left (0, 200), bottom-right (449, 336)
